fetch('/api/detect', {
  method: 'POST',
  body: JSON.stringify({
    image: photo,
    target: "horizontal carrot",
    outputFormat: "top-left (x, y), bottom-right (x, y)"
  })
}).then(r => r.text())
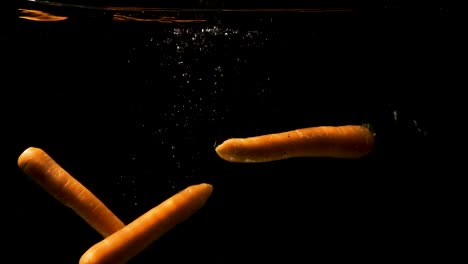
top-left (79, 183), bottom-right (213, 264)
top-left (215, 125), bottom-right (375, 162)
top-left (17, 147), bottom-right (125, 237)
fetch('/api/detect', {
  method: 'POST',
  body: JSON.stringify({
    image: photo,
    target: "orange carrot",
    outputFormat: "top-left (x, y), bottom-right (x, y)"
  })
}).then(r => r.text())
top-left (215, 125), bottom-right (375, 162)
top-left (17, 147), bottom-right (125, 237)
top-left (79, 183), bottom-right (213, 264)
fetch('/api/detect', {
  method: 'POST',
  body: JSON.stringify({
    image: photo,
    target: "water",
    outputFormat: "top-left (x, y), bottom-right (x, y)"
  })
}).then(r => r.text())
top-left (4, 1), bottom-right (447, 263)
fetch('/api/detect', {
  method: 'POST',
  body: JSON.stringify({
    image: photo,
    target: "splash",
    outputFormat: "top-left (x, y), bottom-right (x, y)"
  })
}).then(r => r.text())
top-left (18, 8), bottom-right (68, 21)
top-left (112, 14), bottom-right (207, 23)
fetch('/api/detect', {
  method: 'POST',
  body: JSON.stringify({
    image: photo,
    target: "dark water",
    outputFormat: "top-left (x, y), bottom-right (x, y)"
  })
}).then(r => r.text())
top-left (3, 1), bottom-right (454, 263)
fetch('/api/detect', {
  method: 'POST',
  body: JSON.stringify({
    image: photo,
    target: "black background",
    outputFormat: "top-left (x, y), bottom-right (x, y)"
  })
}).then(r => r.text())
top-left (1, 1), bottom-right (458, 263)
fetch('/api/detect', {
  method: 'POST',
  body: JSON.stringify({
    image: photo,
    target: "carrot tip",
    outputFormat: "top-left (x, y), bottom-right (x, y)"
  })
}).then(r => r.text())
top-left (200, 183), bottom-right (214, 196)
top-left (215, 139), bottom-right (241, 162)
top-left (17, 146), bottom-right (41, 169)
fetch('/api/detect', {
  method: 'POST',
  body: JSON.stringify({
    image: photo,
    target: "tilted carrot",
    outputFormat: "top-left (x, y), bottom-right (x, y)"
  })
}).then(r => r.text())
top-left (17, 147), bottom-right (125, 237)
top-left (79, 183), bottom-right (213, 264)
top-left (215, 125), bottom-right (375, 162)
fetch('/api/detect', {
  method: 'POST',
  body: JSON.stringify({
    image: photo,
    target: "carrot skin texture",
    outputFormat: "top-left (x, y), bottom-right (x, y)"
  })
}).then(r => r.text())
top-left (215, 125), bottom-right (375, 162)
top-left (79, 183), bottom-right (213, 264)
top-left (17, 147), bottom-right (125, 237)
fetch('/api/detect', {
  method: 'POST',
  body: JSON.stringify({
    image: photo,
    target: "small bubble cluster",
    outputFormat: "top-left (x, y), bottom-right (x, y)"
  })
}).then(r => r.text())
top-left (123, 23), bottom-right (276, 187)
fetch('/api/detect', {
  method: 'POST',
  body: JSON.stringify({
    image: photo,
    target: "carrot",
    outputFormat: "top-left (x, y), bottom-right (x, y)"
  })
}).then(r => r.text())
top-left (17, 147), bottom-right (125, 237)
top-left (215, 125), bottom-right (375, 162)
top-left (79, 183), bottom-right (213, 264)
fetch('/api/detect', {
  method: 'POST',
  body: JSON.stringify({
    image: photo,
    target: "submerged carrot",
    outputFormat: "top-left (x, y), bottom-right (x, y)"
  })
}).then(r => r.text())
top-left (215, 125), bottom-right (375, 162)
top-left (79, 183), bottom-right (213, 264)
top-left (17, 147), bottom-right (125, 237)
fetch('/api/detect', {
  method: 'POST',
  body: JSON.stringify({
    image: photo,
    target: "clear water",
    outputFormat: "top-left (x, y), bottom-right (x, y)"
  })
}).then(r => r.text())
top-left (5, 1), bottom-right (442, 263)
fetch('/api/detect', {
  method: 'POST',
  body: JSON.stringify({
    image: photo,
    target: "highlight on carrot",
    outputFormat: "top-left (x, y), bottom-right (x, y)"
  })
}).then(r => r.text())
top-left (79, 183), bottom-right (213, 264)
top-left (215, 125), bottom-right (375, 162)
top-left (17, 147), bottom-right (125, 238)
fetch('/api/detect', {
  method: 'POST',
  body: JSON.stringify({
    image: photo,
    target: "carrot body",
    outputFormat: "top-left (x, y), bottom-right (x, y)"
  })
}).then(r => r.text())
top-left (79, 183), bottom-right (213, 264)
top-left (215, 125), bottom-right (375, 162)
top-left (17, 147), bottom-right (125, 237)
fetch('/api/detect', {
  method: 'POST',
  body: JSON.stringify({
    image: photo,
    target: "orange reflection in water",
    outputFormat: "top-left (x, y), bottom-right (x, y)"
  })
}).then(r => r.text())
top-left (18, 8), bottom-right (68, 22)
top-left (112, 14), bottom-right (207, 23)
